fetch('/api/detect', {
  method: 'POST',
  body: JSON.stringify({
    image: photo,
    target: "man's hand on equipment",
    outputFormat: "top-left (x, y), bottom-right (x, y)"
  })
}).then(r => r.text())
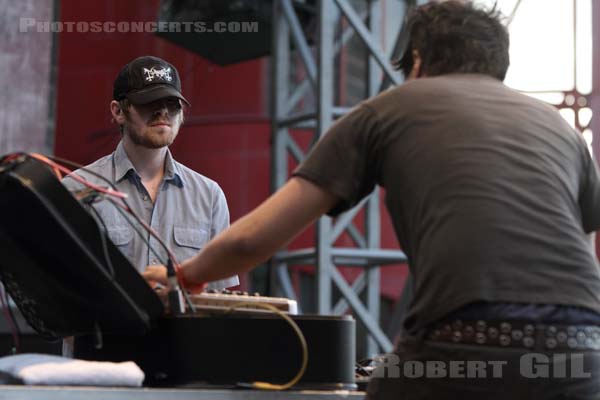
top-left (143, 263), bottom-right (207, 294)
top-left (143, 265), bottom-right (170, 306)
top-left (143, 265), bottom-right (169, 288)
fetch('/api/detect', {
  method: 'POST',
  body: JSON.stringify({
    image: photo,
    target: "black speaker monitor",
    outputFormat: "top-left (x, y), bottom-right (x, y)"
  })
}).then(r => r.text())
top-left (0, 156), bottom-right (164, 340)
top-left (156, 0), bottom-right (316, 65)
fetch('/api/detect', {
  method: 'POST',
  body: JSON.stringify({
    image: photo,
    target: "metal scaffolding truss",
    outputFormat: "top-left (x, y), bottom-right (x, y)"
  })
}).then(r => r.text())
top-left (270, 0), bottom-right (414, 357)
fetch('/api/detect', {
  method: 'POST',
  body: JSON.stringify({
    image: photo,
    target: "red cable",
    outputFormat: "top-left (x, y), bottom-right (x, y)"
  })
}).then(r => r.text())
top-left (3, 152), bottom-right (185, 291)
top-left (28, 153), bottom-right (128, 199)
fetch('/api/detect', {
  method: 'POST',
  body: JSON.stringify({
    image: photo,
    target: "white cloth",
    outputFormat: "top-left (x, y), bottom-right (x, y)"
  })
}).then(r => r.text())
top-left (0, 353), bottom-right (144, 386)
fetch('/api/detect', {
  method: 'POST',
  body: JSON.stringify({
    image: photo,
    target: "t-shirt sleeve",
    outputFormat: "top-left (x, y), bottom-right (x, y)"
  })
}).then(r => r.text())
top-left (579, 145), bottom-right (600, 233)
top-left (292, 104), bottom-right (381, 217)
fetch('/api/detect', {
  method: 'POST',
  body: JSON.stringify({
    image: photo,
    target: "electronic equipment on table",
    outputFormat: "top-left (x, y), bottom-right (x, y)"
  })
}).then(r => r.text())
top-left (190, 290), bottom-right (298, 315)
top-left (0, 155), bottom-right (356, 389)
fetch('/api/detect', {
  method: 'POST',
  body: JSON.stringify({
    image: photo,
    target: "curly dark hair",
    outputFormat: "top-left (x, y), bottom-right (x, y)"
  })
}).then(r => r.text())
top-left (394, 1), bottom-right (510, 81)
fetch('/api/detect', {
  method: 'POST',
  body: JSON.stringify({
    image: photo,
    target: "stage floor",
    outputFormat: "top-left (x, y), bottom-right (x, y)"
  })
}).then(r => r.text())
top-left (0, 386), bottom-right (365, 400)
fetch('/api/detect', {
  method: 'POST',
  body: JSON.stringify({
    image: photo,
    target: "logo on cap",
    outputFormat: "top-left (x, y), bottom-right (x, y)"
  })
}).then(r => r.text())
top-left (143, 67), bottom-right (173, 82)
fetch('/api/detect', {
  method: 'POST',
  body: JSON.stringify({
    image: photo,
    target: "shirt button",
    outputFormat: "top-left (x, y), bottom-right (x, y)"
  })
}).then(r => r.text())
top-left (143, 195), bottom-right (149, 201)
top-left (151, 259), bottom-right (158, 264)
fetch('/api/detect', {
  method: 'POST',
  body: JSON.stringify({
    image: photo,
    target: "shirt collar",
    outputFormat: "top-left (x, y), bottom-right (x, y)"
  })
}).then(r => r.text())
top-left (163, 149), bottom-right (185, 187)
top-left (113, 141), bottom-right (136, 183)
top-left (113, 141), bottom-right (184, 187)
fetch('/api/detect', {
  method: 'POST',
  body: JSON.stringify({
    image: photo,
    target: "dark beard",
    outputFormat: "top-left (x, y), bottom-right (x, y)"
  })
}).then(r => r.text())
top-left (126, 127), bottom-right (174, 149)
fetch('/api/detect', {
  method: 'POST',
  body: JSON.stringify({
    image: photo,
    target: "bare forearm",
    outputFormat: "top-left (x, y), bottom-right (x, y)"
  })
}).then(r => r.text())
top-left (180, 177), bottom-right (338, 284)
top-left (181, 222), bottom-right (272, 284)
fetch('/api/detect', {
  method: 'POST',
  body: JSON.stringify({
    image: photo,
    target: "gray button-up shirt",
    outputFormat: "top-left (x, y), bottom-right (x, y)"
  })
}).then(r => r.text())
top-left (62, 141), bottom-right (238, 290)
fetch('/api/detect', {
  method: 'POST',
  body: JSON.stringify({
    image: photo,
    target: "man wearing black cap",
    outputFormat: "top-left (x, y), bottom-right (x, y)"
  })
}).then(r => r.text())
top-left (63, 55), bottom-right (238, 290)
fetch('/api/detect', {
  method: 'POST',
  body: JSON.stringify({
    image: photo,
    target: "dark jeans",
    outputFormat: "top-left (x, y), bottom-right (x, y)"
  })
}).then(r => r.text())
top-left (366, 336), bottom-right (600, 400)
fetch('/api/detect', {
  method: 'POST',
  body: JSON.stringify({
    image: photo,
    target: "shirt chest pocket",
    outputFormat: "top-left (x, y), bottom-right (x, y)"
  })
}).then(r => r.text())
top-left (173, 226), bottom-right (209, 260)
top-left (106, 226), bottom-right (134, 260)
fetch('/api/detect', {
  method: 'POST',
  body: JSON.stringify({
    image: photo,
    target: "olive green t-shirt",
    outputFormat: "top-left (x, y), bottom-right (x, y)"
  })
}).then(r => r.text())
top-left (294, 74), bottom-right (600, 333)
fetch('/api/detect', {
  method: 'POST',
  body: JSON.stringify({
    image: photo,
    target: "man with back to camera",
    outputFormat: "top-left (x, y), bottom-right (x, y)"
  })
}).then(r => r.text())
top-left (144, 2), bottom-right (600, 398)
top-left (63, 55), bottom-right (238, 291)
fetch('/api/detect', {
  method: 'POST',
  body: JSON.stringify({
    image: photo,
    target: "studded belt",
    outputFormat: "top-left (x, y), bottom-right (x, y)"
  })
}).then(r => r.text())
top-left (427, 319), bottom-right (600, 351)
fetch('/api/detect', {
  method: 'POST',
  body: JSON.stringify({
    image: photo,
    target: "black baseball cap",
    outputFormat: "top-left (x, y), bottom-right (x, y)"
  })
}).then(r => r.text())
top-left (113, 56), bottom-right (190, 106)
